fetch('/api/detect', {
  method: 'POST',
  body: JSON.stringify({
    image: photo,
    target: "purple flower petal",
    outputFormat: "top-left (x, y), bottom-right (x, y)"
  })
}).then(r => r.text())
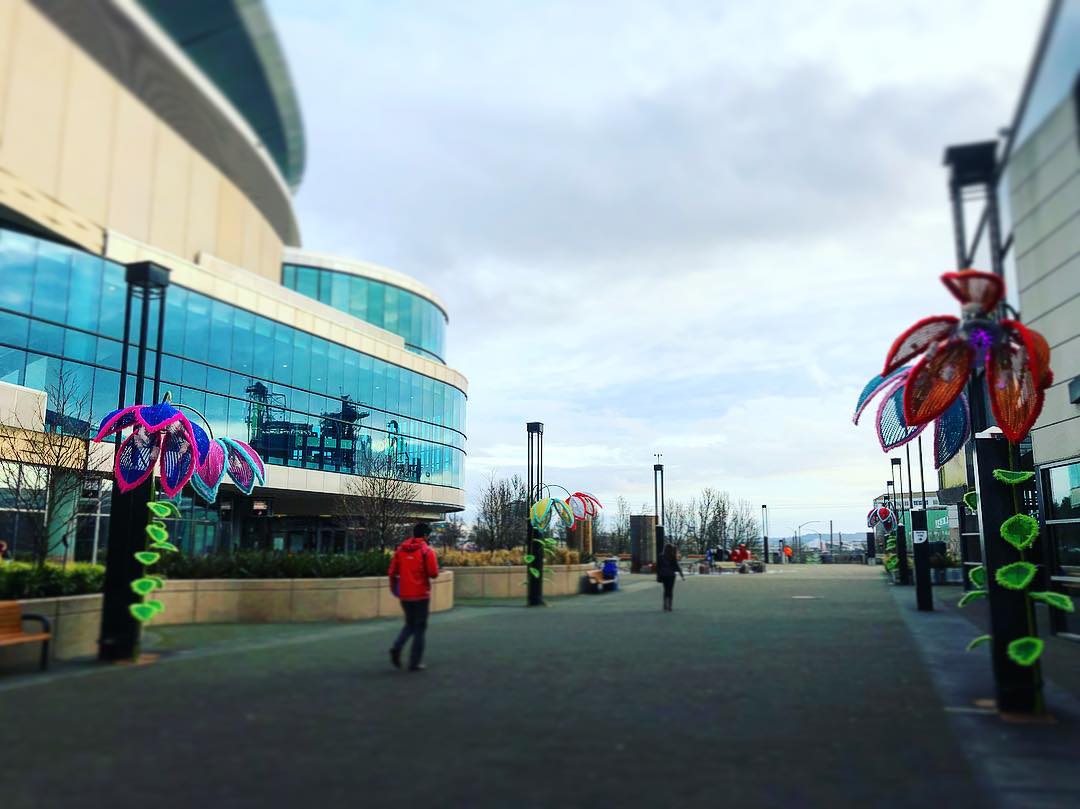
top-left (114, 426), bottom-right (160, 493)
top-left (158, 418), bottom-right (196, 498)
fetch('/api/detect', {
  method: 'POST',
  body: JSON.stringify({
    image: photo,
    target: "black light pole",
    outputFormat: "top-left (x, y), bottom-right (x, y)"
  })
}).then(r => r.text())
top-left (99, 261), bottom-right (170, 662)
top-left (526, 422), bottom-right (544, 607)
top-left (891, 458), bottom-right (912, 585)
top-left (911, 437), bottom-right (934, 610)
top-left (761, 504), bottom-right (769, 567)
top-left (653, 454), bottom-right (665, 560)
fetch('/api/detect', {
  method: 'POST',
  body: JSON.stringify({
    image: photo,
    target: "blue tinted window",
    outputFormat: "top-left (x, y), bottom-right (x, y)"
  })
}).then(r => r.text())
top-left (32, 241), bottom-right (71, 322)
top-left (99, 264), bottom-right (126, 339)
top-left (0, 230), bottom-right (36, 314)
top-left (68, 253), bottom-right (102, 333)
top-left (0, 347), bottom-right (25, 385)
top-left (0, 310), bottom-right (28, 348)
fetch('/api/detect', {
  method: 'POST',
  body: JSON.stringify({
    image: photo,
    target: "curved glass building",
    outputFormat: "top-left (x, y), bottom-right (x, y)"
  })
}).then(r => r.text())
top-left (0, 0), bottom-right (466, 556)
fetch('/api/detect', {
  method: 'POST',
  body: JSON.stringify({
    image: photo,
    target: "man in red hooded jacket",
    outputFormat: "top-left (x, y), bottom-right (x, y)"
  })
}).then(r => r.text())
top-left (388, 522), bottom-right (440, 671)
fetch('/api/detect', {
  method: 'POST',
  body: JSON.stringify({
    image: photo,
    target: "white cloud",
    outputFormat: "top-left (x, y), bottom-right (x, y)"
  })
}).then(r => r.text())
top-left (268, 0), bottom-right (1044, 533)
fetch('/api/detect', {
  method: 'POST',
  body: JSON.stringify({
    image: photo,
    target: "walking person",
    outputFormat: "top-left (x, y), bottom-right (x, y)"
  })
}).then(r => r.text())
top-left (656, 543), bottom-right (685, 612)
top-left (388, 522), bottom-right (440, 671)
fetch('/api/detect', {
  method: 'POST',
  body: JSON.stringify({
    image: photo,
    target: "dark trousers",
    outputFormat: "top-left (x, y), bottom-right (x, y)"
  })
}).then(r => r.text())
top-left (660, 576), bottom-right (675, 608)
top-left (393, 599), bottom-right (430, 667)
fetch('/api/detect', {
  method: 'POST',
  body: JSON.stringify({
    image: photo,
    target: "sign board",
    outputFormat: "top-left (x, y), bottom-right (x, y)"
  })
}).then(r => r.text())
top-left (912, 530), bottom-right (928, 544)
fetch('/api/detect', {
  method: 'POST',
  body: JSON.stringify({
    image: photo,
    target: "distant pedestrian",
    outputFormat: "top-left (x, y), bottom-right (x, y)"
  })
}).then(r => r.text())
top-left (388, 522), bottom-right (440, 671)
top-left (705, 547), bottom-right (714, 573)
top-left (656, 543), bottom-right (685, 611)
top-left (730, 543), bottom-right (751, 573)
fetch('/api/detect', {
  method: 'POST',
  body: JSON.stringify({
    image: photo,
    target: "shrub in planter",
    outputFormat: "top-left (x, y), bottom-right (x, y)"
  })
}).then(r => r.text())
top-left (156, 550), bottom-right (391, 580)
top-left (0, 562), bottom-right (106, 599)
top-left (437, 548), bottom-right (580, 567)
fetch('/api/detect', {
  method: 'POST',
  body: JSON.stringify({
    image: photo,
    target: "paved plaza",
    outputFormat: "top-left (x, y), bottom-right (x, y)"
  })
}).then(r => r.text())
top-left (3, 567), bottom-right (1079, 808)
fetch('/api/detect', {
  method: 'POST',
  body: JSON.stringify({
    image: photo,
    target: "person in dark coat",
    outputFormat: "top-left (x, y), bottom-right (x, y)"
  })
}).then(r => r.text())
top-left (656, 543), bottom-right (685, 611)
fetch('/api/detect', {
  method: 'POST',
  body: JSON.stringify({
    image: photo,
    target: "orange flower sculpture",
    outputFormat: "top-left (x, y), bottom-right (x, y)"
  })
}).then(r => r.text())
top-left (882, 270), bottom-right (1052, 443)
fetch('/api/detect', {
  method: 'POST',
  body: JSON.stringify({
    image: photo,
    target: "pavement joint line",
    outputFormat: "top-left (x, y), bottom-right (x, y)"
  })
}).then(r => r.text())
top-left (0, 605), bottom-right (506, 694)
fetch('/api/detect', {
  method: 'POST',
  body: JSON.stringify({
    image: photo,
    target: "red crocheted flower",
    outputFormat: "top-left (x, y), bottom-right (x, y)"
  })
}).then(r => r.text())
top-left (881, 270), bottom-right (1052, 443)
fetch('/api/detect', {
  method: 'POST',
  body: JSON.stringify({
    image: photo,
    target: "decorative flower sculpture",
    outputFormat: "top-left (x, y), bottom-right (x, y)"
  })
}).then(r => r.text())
top-left (853, 365), bottom-right (969, 468)
top-left (880, 270), bottom-right (1052, 443)
top-left (565, 491), bottom-right (603, 525)
top-left (190, 427), bottom-right (266, 502)
top-left (93, 393), bottom-right (268, 628)
top-left (94, 400), bottom-right (199, 497)
top-left (529, 497), bottom-right (575, 532)
top-left (866, 505), bottom-right (897, 533)
top-left (94, 394), bottom-right (266, 503)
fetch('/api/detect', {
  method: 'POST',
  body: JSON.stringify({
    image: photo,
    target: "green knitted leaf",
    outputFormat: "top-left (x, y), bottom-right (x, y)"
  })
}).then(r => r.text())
top-left (1029, 591), bottom-right (1075, 613)
top-left (147, 500), bottom-right (180, 518)
top-left (145, 523), bottom-right (169, 544)
top-left (995, 561), bottom-right (1037, 591)
top-left (149, 540), bottom-right (179, 553)
top-left (958, 589), bottom-right (987, 607)
top-left (134, 551), bottom-right (160, 566)
top-left (131, 577), bottom-right (158, 596)
top-left (963, 491), bottom-right (978, 512)
top-left (523, 554), bottom-right (535, 564)
top-left (966, 634), bottom-right (991, 652)
top-left (146, 599), bottom-right (164, 614)
top-left (528, 566), bottom-right (540, 579)
top-left (969, 565), bottom-right (986, 587)
top-left (1006, 636), bottom-right (1044, 667)
top-left (993, 469), bottom-right (1034, 485)
top-left (999, 514), bottom-right (1039, 551)
top-left (148, 575), bottom-right (166, 588)
top-left (885, 539), bottom-right (897, 551)
top-left (129, 603), bottom-right (157, 623)
top-left (884, 557), bottom-right (898, 571)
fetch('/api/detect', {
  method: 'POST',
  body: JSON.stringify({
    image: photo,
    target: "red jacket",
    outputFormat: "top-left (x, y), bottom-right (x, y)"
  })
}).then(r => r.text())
top-left (389, 538), bottom-right (439, 601)
top-left (730, 547), bottom-right (750, 563)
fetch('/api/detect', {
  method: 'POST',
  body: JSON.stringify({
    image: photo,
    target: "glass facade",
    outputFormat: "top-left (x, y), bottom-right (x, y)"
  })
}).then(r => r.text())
top-left (282, 263), bottom-right (447, 363)
top-left (0, 226), bottom-right (466, 492)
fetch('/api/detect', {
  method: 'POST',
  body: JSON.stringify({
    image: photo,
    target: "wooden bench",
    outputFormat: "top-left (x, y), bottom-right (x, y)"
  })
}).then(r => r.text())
top-left (583, 569), bottom-right (617, 593)
top-left (0, 601), bottom-right (52, 671)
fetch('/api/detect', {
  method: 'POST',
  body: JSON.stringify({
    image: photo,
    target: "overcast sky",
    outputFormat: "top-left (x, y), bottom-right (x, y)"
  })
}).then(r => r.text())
top-left (268, 0), bottom-right (1046, 537)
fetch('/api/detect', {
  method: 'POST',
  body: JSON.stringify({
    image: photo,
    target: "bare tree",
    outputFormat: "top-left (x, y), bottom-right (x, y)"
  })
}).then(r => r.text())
top-left (436, 513), bottom-right (466, 550)
top-left (0, 372), bottom-right (102, 566)
top-left (473, 473), bottom-right (527, 550)
top-left (664, 499), bottom-right (690, 549)
top-left (729, 498), bottom-right (762, 554)
top-left (340, 451), bottom-right (419, 551)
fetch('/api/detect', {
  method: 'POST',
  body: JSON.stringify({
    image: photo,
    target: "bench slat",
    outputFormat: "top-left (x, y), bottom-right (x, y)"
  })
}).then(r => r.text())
top-left (0, 632), bottom-right (51, 646)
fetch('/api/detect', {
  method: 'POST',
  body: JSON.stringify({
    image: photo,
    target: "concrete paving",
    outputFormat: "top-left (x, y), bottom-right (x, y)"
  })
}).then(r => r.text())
top-left (1, 566), bottom-right (1070, 808)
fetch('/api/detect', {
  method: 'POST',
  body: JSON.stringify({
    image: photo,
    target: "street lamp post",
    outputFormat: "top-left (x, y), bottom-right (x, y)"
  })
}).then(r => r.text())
top-left (796, 520), bottom-right (821, 564)
top-left (653, 454), bottom-right (665, 560)
top-left (98, 261), bottom-right (169, 662)
top-left (526, 422), bottom-right (544, 607)
top-left (891, 458), bottom-right (912, 585)
top-left (761, 504), bottom-right (769, 567)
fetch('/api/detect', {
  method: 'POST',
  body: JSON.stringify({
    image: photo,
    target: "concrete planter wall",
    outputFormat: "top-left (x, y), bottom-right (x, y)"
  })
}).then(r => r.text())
top-left (447, 564), bottom-right (592, 599)
top-left (151, 572), bottom-right (454, 626)
top-left (1, 572), bottom-right (453, 673)
top-left (2, 593), bottom-right (103, 672)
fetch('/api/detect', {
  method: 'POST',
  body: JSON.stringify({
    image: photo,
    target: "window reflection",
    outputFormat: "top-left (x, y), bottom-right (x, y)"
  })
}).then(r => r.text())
top-left (0, 228), bottom-right (466, 490)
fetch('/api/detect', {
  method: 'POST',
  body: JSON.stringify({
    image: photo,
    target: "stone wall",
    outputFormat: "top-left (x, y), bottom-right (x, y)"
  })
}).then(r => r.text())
top-left (447, 564), bottom-right (591, 600)
top-left (1, 572), bottom-right (453, 673)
